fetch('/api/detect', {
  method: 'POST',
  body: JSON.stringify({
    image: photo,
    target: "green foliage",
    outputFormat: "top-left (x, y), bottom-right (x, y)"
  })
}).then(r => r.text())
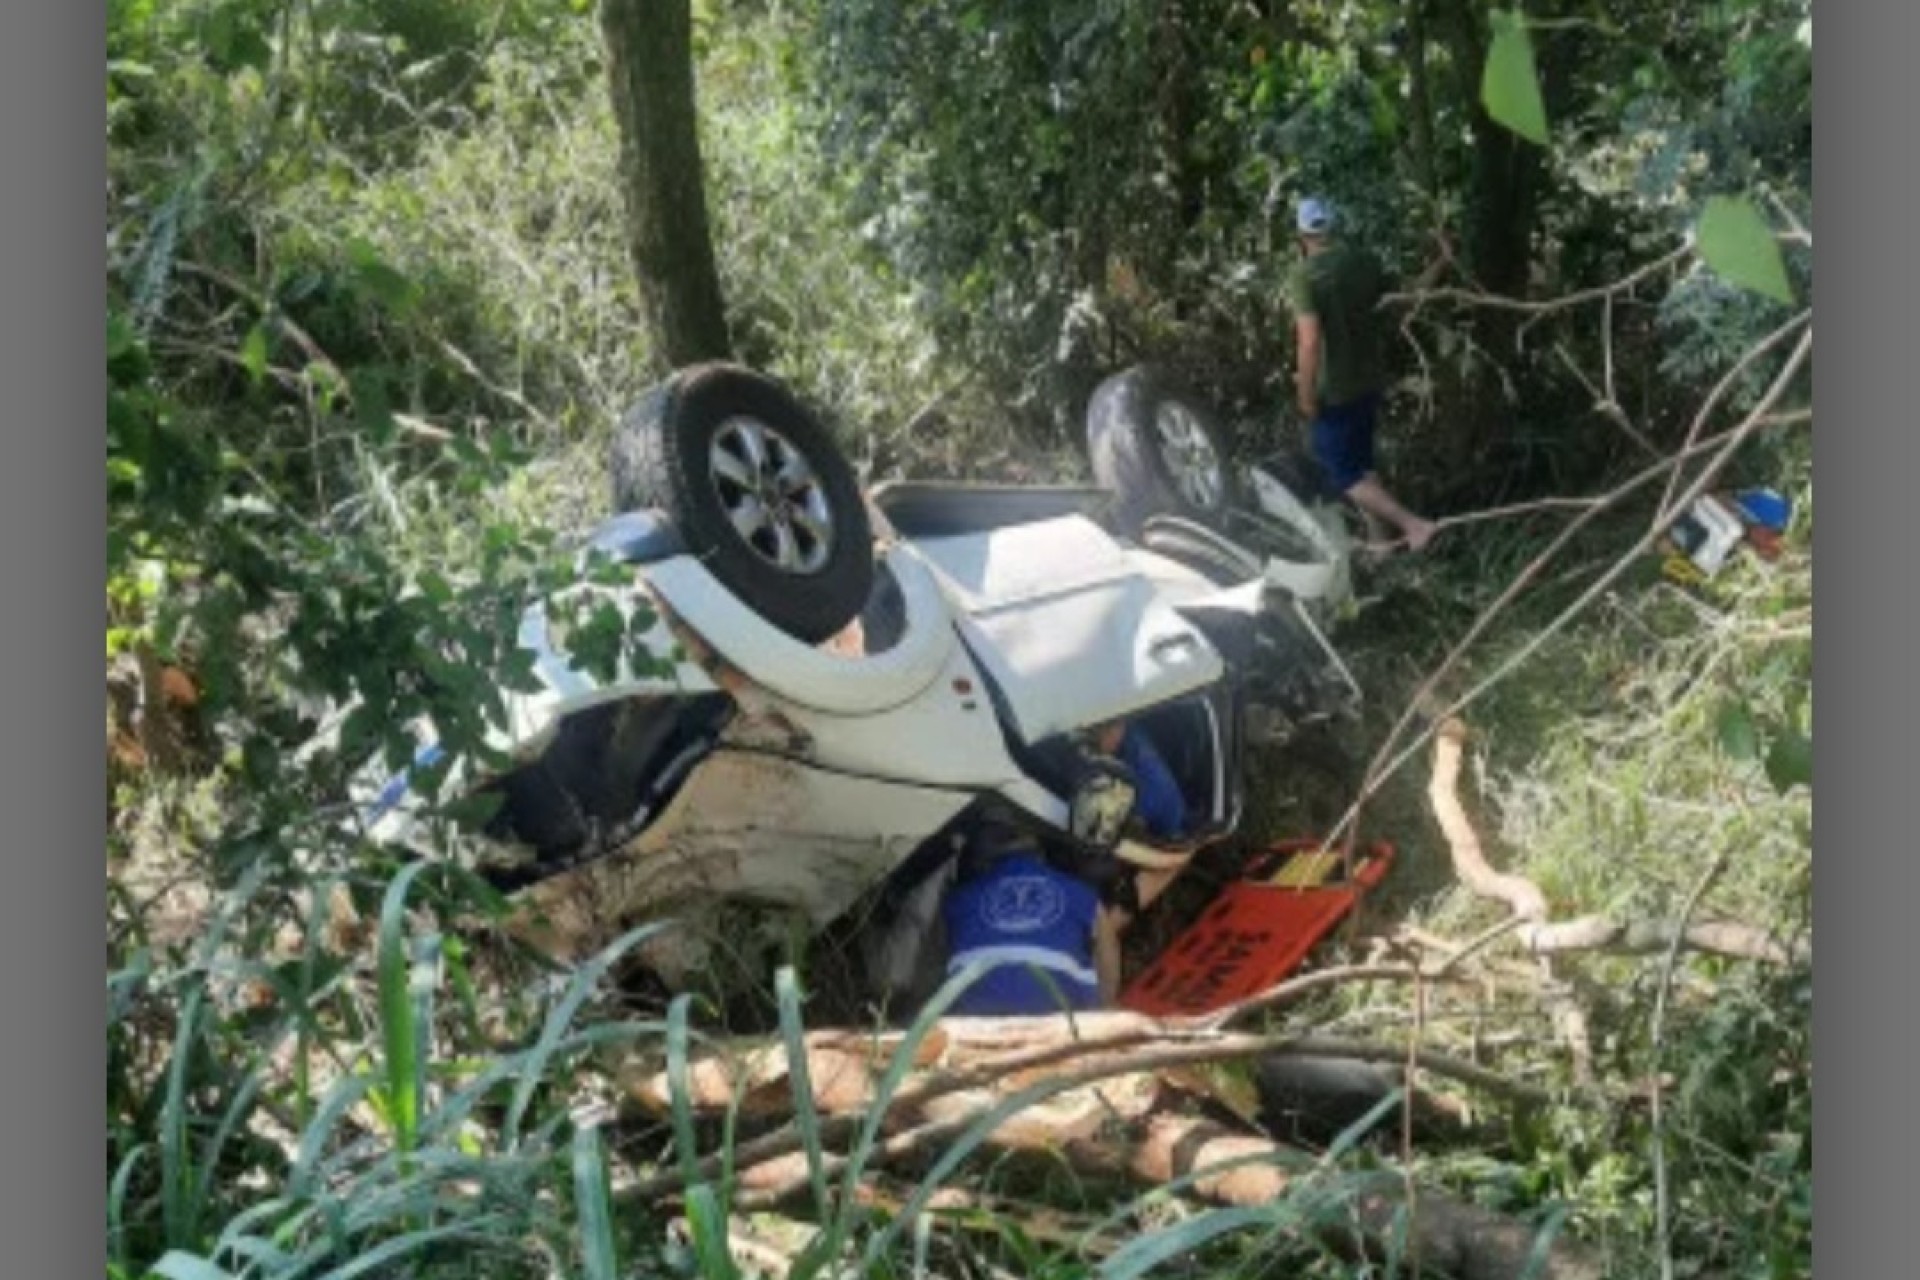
top-left (807, 0), bottom-right (1401, 434)
top-left (109, 860), bottom-right (675, 1278)
top-left (105, 10), bottom-right (686, 1272)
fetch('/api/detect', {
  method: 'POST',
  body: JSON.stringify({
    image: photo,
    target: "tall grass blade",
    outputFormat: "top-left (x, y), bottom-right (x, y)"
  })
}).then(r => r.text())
top-left (160, 987), bottom-right (207, 1249)
top-left (682, 1184), bottom-right (740, 1280)
top-left (289, 1073), bottom-right (375, 1200)
top-left (422, 1020), bottom-right (665, 1146)
top-left (376, 861), bottom-right (433, 1158)
top-left (774, 966), bottom-right (832, 1222)
top-left (668, 996), bottom-right (742, 1279)
top-left (1096, 1205), bottom-right (1277, 1279)
top-left (572, 1124), bottom-right (620, 1280)
top-left (311, 1213), bottom-right (511, 1280)
top-left (1517, 1203), bottom-right (1574, 1280)
top-left (665, 993), bottom-right (706, 1193)
top-left (109, 950), bottom-right (153, 1026)
top-left (149, 1251), bottom-right (239, 1280)
top-left (503, 920), bottom-right (669, 1149)
top-left (191, 1065), bottom-right (268, 1242)
top-left (109, 1144), bottom-right (147, 1275)
top-left (799, 961), bottom-right (987, 1275)
top-left (1320, 1085), bottom-right (1405, 1163)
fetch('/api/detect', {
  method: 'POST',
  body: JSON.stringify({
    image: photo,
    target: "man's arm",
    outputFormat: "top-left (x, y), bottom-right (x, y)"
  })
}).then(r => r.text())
top-left (1294, 312), bottom-right (1323, 419)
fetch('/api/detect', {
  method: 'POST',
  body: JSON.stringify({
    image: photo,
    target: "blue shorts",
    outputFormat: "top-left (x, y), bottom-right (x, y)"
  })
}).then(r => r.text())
top-left (1310, 393), bottom-right (1381, 493)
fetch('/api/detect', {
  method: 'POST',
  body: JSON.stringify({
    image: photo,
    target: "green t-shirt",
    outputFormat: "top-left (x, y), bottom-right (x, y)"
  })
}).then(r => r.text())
top-left (1286, 243), bottom-right (1388, 408)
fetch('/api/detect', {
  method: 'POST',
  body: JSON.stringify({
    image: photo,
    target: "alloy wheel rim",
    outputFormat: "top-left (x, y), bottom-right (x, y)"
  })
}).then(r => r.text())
top-left (1155, 403), bottom-right (1224, 510)
top-left (708, 415), bottom-right (836, 573)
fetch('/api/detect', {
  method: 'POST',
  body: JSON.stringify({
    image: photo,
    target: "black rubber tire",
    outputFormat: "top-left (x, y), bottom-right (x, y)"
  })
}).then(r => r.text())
top-left (1253, 1056), bottom-right (1402, 1149)
top-left (610, 363), bottom-right (873, 644)
top-left (1087, 366), bottom-right (1236, 536)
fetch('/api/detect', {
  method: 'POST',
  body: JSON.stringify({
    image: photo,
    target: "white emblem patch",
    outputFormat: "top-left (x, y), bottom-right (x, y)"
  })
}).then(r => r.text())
top-left (981, 874), bottom-right (1066, 934)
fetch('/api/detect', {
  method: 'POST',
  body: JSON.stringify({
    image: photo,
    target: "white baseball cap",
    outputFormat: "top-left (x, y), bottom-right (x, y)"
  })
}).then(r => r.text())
top-left (1297, 196), bottom-right (1334, 234)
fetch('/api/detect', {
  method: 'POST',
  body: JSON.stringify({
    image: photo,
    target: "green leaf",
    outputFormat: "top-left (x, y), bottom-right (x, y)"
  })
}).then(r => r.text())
top-left (239, 324), bottom-right (269, 386)
top-left (1482, 12), bottom-right (1549, 145)
top-left (439, 789), bottom-right (505, 833)
top-left (1765, 730), bottom-right (1812, 794)
top-left (498, 646), bottom-right (545, 695)
top-left (346, 240), bottom-right (420, 314)
top-left (339, 701), bottom-right (385, 762)
top-left (108, 311), bottom-right (136, 359)
top-left (1716, 701), bottom-right (1760, 761)
top-left (350, 369), bottom-right (396, 444)
top-left (1698, 196), bottom-right (1795, 303)
top-left (416, 569), bottom-right (453, 606)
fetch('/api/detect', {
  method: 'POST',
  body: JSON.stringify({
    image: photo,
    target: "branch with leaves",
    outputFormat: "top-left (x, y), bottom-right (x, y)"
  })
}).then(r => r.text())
top-left (1325, 319), bottom-right (1812, 861)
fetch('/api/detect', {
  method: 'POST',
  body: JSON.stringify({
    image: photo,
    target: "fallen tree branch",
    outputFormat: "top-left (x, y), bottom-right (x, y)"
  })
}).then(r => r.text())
top-left (1428, 720), bottom-right (1549, 923)
top-left (615, 1021), bottom-right (1550, 1209)
top-left (1520, 914), bottom-right (1803, 965)
top-left (1425, 718), bottom-right (1806, 966)
top-left (1201, 962), bottom-right (1467, 1030)
top-left (741, 1108), bottom-right (1603, 1280)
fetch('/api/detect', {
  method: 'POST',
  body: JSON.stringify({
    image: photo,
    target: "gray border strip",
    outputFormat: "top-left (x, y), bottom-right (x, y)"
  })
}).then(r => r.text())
top-left (1816, 6), bottom-right (1910, 1280)
top-left (2, 0), bottom-right (108, 1271)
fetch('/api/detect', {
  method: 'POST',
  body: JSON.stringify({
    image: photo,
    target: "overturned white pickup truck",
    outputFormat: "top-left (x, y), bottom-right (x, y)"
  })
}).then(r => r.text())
top-left (358, 363), bottom-right (1357, 980)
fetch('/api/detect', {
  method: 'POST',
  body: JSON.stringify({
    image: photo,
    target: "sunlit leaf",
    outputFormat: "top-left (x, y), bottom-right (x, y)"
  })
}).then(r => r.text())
top-left (346, 239), bottom-right (421, 314)
top-left (1698, 196), bottom-right (1795, 303)
top-left (239, 324), bottom-right (269, 386)
top-left (1483, 11), bottom-right (1549, 145)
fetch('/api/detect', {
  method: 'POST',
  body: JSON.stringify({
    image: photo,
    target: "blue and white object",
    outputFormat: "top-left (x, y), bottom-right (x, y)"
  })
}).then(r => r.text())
top-left (943, 853), bottom-right (1102, 1015)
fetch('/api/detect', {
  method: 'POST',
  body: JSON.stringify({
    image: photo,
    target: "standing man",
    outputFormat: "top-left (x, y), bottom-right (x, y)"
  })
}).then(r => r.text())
top-left (1288, 196), bottom-right (1437, 552)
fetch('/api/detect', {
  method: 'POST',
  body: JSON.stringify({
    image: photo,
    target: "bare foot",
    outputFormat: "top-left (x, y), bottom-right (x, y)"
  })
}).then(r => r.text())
top-left (1403, 518), bottom-right (1439, 552)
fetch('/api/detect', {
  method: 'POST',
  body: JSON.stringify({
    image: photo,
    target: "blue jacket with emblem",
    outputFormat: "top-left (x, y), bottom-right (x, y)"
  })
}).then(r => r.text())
top-left (942, 853), bottom-right (1101, 1016)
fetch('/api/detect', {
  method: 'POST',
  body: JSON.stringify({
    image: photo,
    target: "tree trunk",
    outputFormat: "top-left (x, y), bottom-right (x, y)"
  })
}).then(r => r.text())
top-left (599, 0), bottom-right (730, 375)
top-left (1403, 0), bottom-right (1440, 204)
top-left (1152, 0), bottom-right (1204, 291)
top-left (1432, 0), bottom-right (1540, 299)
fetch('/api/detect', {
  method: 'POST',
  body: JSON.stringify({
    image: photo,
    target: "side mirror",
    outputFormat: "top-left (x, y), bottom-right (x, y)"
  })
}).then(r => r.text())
top-left (1068, 754), bottom-right (1139, 853)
